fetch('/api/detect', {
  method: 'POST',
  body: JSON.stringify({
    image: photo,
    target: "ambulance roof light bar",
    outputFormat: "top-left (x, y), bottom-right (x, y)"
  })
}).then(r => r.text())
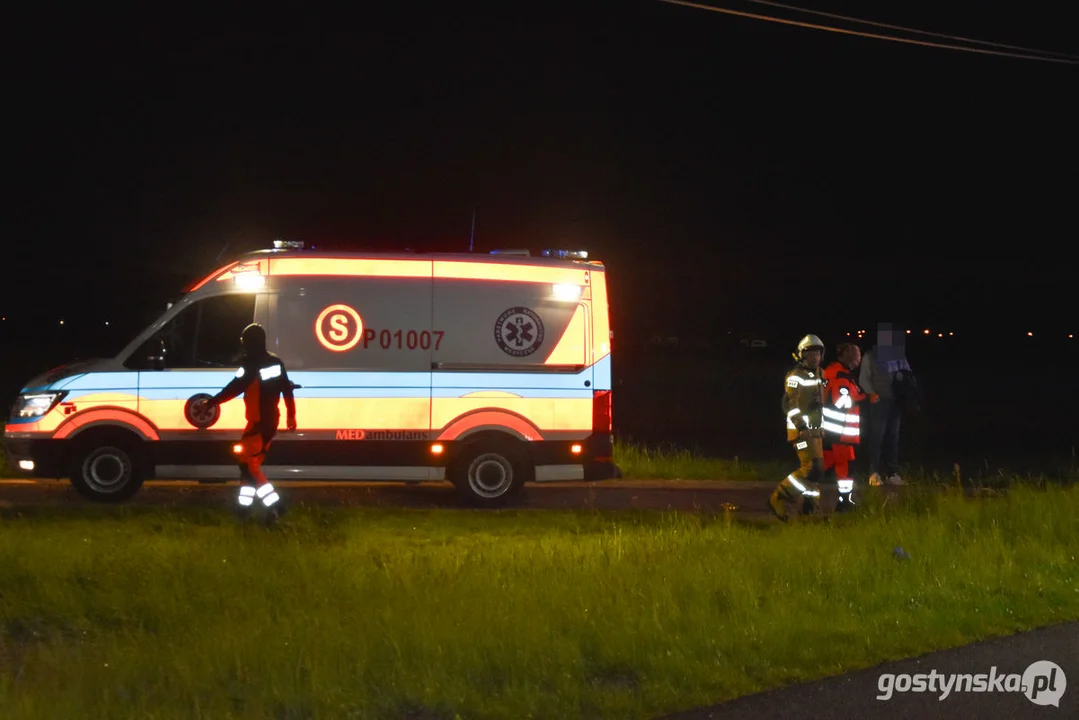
top-left (541, 249), bottom-right (589, 260)
top-left (272, 239), bottom-right (306, 251)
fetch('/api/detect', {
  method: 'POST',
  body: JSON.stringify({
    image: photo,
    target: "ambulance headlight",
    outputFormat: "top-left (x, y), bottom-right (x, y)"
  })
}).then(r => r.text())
top-left (13, 392), bottom-right (67, 419)
top-left (552, 284), bottom-right (582, 301)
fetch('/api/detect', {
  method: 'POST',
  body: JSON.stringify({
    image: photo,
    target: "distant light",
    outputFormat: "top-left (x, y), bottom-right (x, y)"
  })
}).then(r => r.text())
top-left (1027, 332), bottom-right (1034, 337)
top-left (59, 319), bottom-right (65, 326)
top-left (949, 332), bottom-right (954, 336)
top-left (923, 329), bottom-right (930, 335)
top-left (105, 321), bottom-right (110, 326)
top-left (906, 330), bottom-right (911, 334)
top-left (18, 460), bottom-right (34, 471)
top-left (937, 333), bottom-right (943, 338)
top-left (846, 332), bottom-right (851, 336)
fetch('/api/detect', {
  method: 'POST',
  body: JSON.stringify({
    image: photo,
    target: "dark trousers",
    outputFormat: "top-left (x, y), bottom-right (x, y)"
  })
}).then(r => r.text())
top-left (866, 399), bottom-right (901, 477)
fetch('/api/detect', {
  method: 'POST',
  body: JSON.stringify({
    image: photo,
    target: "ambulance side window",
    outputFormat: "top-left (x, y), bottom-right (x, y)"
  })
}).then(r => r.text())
top-left (193, 294), bottom-right (257, 366)
top-left (127, 294), bottom-right (256, 369)
top-left (128, 305), bottom-right (198, 369)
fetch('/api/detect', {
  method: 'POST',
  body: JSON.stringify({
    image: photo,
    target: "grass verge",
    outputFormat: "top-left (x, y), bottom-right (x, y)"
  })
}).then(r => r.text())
top-left (1, 485), bottom-right (1078, 719)
top-left (613, 440), bottom-right (785, 481)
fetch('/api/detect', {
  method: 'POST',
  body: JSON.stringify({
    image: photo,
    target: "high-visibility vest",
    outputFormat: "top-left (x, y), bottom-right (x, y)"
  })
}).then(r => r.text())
top-left (821, 361), bottom-right (865, 444)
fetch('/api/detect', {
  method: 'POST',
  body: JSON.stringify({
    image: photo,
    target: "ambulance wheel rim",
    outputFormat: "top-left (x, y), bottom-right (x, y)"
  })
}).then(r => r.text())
top-left (468, 453), bottom-right (513, 498)
top-left (83, 448), bottom-right (132, 493)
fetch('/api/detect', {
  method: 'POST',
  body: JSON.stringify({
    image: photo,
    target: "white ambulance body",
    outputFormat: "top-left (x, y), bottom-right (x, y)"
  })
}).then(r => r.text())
top-left (3, 244), bottom-right (619, 506)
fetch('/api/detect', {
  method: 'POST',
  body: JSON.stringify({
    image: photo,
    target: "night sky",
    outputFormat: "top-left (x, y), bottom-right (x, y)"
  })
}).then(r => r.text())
top-left (6, 3), bottom-right (1078, 347)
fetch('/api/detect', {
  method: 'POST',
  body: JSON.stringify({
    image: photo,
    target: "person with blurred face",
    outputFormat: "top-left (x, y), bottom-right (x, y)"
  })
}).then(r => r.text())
top-left (769, 334), bottom-right (827, 522)
top-left (860, 323), bottom-right (914, 486)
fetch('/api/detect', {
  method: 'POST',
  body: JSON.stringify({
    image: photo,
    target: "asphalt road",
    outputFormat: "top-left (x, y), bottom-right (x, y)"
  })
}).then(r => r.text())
top-left (0, 478), bottom-right (787, 515)
top-left (659, 621), bottom-right (1079, 719)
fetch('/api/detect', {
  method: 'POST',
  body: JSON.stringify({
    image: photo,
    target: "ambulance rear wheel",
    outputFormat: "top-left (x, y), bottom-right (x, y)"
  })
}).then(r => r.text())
top-left (69, 433), bottom-right (147, 503)
top-left (451, 439), bottom-right (527, 508)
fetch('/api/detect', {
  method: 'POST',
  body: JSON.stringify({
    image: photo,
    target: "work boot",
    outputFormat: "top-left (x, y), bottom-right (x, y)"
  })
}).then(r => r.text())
top-left (263, 501), bottom-right (287, 527)
top-left (768, 487), bottom-right (789, 523)
top-left (801, 495), bottom-right (818, 516)
top-left (836, 493), bottom-right (855, 513)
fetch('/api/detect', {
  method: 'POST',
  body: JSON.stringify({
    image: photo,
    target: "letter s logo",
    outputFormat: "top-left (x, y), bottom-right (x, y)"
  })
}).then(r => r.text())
top-left (316, 304), bottom-right (364, 352)
top-left (329, 313), bottom-right (349, 341)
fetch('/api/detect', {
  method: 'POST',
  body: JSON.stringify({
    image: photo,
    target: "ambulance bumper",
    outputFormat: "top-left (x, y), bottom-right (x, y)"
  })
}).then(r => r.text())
top-left (533, 461), bottom-right (622, 483)
top-left (2, 436), bottom-right (65, 478)
top-left (528, 435), bottom-right (621, 482)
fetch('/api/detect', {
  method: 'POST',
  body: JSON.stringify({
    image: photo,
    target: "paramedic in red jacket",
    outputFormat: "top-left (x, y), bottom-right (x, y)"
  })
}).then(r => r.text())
top-left (821, 342), bottom-right (871, 512)
top-left (199, 323), bottom-right (296, 520)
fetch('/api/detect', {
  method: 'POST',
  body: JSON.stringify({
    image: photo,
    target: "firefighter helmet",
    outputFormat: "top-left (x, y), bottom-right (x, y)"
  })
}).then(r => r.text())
top-left (796, 334), bottom-right (825, 357)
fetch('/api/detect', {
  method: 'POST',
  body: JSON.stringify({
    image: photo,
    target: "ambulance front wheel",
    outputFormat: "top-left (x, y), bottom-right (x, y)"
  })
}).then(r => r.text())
top-left (450, 437), bottom-right (528, 508)
top-left (69, 432), bottom-right (147, 503)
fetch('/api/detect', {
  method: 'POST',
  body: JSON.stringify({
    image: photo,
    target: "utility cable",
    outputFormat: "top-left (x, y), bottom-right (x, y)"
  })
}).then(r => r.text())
top-left (743, 0), bottom-right (1079, 60)
top-left (656, 0), bottom-right (1079, 65)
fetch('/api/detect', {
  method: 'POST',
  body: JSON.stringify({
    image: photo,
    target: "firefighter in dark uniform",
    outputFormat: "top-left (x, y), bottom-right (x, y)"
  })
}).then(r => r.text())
top-left (198, 323), bottom-right (296, 521)
top-left (768, 334), bottom-right (827, 522)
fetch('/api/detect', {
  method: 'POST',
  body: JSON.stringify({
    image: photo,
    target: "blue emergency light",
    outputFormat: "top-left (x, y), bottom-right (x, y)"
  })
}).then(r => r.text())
top-left (541, 249), bottom-right (589, 260)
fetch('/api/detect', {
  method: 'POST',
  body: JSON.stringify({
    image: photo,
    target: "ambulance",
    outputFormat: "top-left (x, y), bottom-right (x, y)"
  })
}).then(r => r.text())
top-left (3, 242), bottom-right (620, 506)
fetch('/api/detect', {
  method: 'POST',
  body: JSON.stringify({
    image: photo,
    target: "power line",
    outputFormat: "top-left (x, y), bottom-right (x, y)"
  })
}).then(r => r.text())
top-left (656, 0), bottom-right (1079, 65)
top-left (743, 0), bottom-right (1079, 60)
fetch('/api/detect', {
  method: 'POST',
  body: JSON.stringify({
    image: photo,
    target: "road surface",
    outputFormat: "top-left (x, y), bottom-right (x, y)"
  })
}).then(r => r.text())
top-left (660, 621), bottom-right (1079, 719)
top-left (0, 478), bottom-right (791, 514)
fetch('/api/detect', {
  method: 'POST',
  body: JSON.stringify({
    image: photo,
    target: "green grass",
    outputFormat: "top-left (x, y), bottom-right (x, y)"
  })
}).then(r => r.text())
top-left (2, 485), bottom-right (1078, 719)
top-left (612, 440), bottom-right (785, 481)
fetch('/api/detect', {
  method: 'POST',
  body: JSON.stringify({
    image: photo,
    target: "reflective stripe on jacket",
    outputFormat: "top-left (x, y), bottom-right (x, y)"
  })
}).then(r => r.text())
top-left (821, 360), bottom-right (865, 444)
top-left (783, 365), bottom-right (824, 442)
